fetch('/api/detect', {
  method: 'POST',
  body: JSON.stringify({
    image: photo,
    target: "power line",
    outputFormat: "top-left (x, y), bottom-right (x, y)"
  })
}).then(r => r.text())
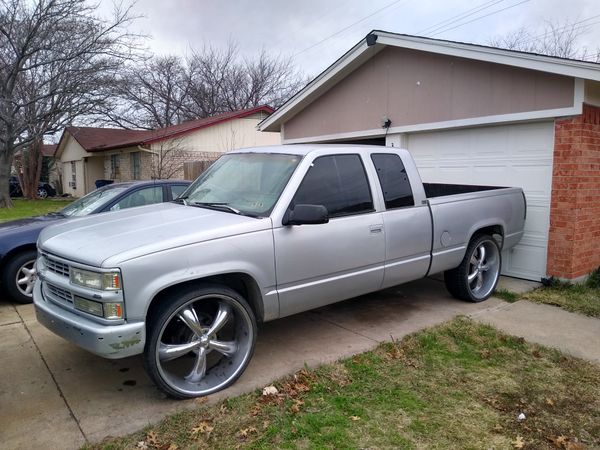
top-left (292, 0), bottom-right (409, 58)
top-left (417, 0), bottom-right (505, 36)
top-left (429, 0), bottom-right (531, 37)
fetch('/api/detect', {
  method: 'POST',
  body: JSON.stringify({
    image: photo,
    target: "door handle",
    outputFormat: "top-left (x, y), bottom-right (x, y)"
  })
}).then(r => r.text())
top-left (370, 224), bottom-right (383, 234)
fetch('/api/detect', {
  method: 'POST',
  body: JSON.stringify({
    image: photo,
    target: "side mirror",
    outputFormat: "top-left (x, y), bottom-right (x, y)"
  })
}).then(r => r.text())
top-left (283, 204), bottom-right (329, 226)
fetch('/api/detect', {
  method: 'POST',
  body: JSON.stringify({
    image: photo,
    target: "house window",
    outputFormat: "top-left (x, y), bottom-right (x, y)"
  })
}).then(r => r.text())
top-left (70, 161), bottom-right (76, 189)
top-left (110, 154), bottom-right (120, 179)
top-left (131, 152), bottom-right (141, 180)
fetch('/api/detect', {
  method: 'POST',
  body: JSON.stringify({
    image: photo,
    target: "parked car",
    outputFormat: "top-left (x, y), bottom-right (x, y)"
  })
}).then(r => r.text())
top-left (0, 179), bottom-right (190, 304)
top-left (34, 145), bottom-right (526, 398)
top-left (9, 176), bottom-right (57, 198)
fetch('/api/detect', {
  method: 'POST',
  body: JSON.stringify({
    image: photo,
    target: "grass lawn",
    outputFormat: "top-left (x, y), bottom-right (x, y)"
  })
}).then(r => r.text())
top-left (0, 198), bottom-right (72, 223)
top-left (85, 317), bottom-right (600, 450)
top-left (522, 282), bottom-right (600, 319)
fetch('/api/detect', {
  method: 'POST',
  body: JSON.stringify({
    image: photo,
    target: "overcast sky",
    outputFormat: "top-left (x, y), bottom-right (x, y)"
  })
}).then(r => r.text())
top-left (104, 0), bottom-right (600, 77)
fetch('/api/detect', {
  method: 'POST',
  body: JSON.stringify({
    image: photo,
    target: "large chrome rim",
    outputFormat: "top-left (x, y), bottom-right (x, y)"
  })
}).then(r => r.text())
top-left (16, 259), bottom-right (37, 297)
top-left (155, 294), bottom-right (254, 397)
top-left (37, 188), bottom-right (48, 199)
top-left (467, 240), bottom-right (500, 300)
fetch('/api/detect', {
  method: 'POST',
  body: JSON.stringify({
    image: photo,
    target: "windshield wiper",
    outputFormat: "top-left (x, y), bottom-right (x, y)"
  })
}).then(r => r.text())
top-left (190, 202), bottom-right (243, 215)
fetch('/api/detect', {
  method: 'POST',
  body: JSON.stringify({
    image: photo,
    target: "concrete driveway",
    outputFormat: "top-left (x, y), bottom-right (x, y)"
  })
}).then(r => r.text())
top-left (1, 277), bottom-right (525, 449)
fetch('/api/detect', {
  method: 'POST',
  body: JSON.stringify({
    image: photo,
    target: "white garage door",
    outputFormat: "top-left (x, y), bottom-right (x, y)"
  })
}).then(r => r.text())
top-left (406, 121), bottom-right (554, 281)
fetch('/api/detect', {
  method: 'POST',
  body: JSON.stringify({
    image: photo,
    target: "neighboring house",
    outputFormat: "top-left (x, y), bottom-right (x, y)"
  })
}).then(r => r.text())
top-left (12, 143), bottom-right (59, 187)
top-left (259, 31), bottom-right (600, 283)
top-left (55, 105), bottom-right (280, 198)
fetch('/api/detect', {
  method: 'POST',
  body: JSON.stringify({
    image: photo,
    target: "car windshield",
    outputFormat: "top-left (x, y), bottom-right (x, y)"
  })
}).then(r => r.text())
top-left (60, 186), bottom-right (128, 217)
top-left (181, 153), bottom-right (301, 217)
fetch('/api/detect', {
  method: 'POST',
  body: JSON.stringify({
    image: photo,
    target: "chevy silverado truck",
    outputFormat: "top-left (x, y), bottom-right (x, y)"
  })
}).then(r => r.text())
top-left (34, 145), bottom-right (525, 398)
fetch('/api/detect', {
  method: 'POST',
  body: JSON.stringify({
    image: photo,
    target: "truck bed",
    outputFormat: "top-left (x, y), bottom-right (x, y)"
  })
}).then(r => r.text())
top-left (423, 183), bottom-right (505, 198)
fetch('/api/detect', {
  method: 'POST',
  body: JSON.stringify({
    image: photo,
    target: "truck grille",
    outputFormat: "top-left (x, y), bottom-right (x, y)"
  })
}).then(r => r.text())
top-left (45, 282), bottom-right (73, 304)
top-left (43, 255), bottom-right (70, 278)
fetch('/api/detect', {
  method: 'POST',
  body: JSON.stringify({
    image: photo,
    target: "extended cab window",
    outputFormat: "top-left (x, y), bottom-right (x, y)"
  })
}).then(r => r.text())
top-left (371, 154), bottom-right (415, 209)
top-left (292, 154), bottom-right (373, 217)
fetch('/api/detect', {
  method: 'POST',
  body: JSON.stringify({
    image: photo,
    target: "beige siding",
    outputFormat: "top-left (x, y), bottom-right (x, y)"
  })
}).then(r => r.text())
top-left (155, 116), bottom-right (280, 154)
top-left (84, 156), bottom-right (104, 193)
top-left (283, 46), bottom-right (575, 141)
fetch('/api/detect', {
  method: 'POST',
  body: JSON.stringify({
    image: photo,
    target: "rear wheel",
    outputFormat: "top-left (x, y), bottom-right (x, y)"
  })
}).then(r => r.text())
top-left (144, 284), bottom-right (257, 399)
top-left (444, 234), bottom-right (501, 302)
top-left (2, 250), bottom-right (37, 304)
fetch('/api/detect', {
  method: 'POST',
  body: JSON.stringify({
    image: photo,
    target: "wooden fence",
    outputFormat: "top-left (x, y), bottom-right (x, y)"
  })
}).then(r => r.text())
top-left (183, 158), bottom-right (218, 181)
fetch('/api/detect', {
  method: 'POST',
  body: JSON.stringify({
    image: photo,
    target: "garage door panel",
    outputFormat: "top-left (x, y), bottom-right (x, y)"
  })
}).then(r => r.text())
top-left (406, 122), bottom-right (553, 280)
top-left (503, 244), bottom-right (547, 279)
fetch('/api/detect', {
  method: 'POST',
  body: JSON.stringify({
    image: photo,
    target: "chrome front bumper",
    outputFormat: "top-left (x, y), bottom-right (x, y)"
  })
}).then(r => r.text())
top-left (33, 280), bottom-right (145, 359)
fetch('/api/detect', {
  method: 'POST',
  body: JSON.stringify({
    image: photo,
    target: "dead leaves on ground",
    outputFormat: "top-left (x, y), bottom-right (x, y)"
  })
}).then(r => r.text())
top-left (136, 430), bottom-right (179, 450)
top-left (190, 420), bottom-right (214, 437)
top-left (549, 435), bottom-right (587, 450)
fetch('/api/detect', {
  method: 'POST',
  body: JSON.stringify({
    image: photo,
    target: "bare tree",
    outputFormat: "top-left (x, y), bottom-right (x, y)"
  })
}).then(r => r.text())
top-left (0, 0), bottom-right (141, 207)
top-left (106, 42), bottom-right (306, 130)
top-left (149, 138), bottom-right (189, 180)
top-left (489, 20), bottom-right (600, 62)
top-left (106, 55), bottom-right (193, 130)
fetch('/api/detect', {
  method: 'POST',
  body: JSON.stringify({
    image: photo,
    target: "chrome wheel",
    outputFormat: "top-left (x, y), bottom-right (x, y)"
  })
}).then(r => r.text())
top-left (15, 259), bottom-right (37, 298)
top-left (467, 240), bottom-right (500, 300)
top-left (154, 293), bottom-right (254, 397)
top-left (37, 188), bottom-right (48, 199)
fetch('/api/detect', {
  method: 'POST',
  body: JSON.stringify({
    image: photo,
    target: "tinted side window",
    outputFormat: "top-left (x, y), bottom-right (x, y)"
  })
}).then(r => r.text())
top-left (170, 184), bottom-right (187, 199)
top-left (110, 186), bottom-right (163, 211)
top-left (292, 154), bottom-right (373, 217)
top-left (371, 154), bottom-right (414, 209)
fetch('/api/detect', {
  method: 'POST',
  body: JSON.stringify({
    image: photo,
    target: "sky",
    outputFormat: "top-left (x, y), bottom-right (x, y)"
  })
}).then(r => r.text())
top-left (102, 0), bottom-right (600, 77)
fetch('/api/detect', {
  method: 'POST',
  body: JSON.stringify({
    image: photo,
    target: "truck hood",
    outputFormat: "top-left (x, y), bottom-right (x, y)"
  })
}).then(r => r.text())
top-left (39, 203), bottom-right (272, 267)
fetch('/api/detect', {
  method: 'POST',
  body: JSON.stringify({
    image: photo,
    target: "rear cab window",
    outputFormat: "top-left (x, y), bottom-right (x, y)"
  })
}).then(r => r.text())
top-left (371, 153), bottom-right (415, 209)
top-left (291, 154), bottom-right (374, 218)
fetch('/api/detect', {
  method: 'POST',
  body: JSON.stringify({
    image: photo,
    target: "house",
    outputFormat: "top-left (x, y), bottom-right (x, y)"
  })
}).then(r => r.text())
top-left (259, 31), bottom-right (600, 282)
top-left (55, 105), bottom-right (280, 197)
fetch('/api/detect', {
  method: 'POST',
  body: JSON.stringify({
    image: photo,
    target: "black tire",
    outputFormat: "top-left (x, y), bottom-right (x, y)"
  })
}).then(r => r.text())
top-left (2, 250), bottom-right (38, 304)
top-left (37, 187), bottom-right (48, 199)
top-left (444, 234), bottom-right (501, 302)
top-left (144, 283), bottom-right (257, 399)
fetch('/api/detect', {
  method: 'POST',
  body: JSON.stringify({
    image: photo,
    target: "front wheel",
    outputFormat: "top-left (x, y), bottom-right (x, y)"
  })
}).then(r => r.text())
top-left (444, 234), bottom-right (501, 302)
top-left (2, 250), bottom-right (38, 304)
top-left (144, 284), bottom-right (257, 399)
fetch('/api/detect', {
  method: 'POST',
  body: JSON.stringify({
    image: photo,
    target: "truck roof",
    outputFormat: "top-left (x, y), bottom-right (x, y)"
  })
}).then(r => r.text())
top-left (230, 144), bottom-right (406, 157)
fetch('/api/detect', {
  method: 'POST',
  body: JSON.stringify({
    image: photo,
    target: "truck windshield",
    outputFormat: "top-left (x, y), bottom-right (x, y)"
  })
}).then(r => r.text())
top-left (181, 153), bottom-right (301, 217)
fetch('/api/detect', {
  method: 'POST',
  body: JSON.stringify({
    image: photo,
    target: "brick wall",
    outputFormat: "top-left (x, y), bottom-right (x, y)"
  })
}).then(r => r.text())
top-left (547, 103), bottom-right (600, 280)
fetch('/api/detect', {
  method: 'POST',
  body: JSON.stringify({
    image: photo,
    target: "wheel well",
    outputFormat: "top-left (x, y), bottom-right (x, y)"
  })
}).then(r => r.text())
top-left (0, 244), bottom-right (37, 272)
top-left (472, 225), bottom-right (504, 248)
top-left (146, 273), bottom-right (265, 323)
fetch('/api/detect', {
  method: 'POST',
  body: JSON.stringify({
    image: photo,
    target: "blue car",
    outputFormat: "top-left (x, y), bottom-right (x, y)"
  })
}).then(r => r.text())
top-left (0, 179), bottom-right (190, 304)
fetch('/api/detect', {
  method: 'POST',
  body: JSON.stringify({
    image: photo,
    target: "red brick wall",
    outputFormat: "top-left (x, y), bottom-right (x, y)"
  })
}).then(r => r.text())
top-left (547, 104), bottom-right (600, 279)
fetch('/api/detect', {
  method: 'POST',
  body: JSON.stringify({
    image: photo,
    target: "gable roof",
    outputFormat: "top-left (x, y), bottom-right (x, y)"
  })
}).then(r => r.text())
top-left (41, 144), bottom-right (57, 157)
top-left (58, 105), bottom-right (273, 154)
top-left (259, 30), bottom-right (600, 132)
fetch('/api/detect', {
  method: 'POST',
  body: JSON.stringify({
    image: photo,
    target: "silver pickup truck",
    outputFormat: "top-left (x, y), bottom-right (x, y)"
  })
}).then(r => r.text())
top-left (34, 145), bottom-right (525, 398)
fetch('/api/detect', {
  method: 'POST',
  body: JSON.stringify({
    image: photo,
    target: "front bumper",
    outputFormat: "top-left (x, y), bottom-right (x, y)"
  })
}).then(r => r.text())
top-left (33, 280), bottom-right (145, 359)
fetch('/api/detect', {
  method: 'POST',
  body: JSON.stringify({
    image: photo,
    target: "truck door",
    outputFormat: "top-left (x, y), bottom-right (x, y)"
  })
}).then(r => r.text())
top-left (370, 153), bottom-right (432, 288)
top-left (273, 154), bottom-right (385, 317)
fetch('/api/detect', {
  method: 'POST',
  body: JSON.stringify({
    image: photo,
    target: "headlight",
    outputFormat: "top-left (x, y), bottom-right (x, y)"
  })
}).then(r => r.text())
top-left (70, 268), bottom-right (121, 291)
